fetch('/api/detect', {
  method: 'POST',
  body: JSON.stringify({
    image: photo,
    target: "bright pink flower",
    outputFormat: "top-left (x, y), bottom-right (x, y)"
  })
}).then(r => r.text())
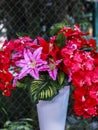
top-left (13, 36), bottom-right (35, 51)
top-left (59, 24), bottom-right (97, 51)
top-left (39, 58), bottom-right (62, 80)
top-left (84, 59), bottom-right (94, 71)
top-left (47, 59), bottom-right (62, 80)
top-left (61, 47), bottom-right (75, 57)
top-left (15, 47), bottom-right (47, 80)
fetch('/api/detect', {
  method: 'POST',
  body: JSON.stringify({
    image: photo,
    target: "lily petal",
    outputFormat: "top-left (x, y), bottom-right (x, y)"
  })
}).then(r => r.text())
top-left (39, 64), bottom-right (49, 71)
top-left (48, 68), bottom-right (58, 80)
top-left (30, 68), bottom-right (39, 80)
top-left (36, 59), bottom-right (47, 67)
top-left (24, 49), bottom-right (33, 63)
top-left (33, 47), bottom-right (42, 60)
top-left (18, 66), bottom-right (31, 79)
top-left (15, 60), bottom-right (26, 67)
top-left (55, 59), bottom-right (62, 65)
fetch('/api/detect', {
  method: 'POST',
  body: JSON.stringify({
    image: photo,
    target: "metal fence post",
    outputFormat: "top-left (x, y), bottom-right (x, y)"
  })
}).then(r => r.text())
top-left (94, 1), bottom-right (98, 45)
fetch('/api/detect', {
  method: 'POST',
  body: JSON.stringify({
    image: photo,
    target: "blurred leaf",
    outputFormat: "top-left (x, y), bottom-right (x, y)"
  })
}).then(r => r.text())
top-left (3, 118), bottom-right (33, 130)
top-left (1, 107), bottom-right (8, 116)
top-left (67, 116), bottom-right (78, 124)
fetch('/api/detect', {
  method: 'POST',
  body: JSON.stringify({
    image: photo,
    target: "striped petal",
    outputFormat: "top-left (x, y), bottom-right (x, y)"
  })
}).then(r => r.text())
top-left (30, 68), bottom-right (39, 80)
top-left (18, 66), bottom-right (31, 79)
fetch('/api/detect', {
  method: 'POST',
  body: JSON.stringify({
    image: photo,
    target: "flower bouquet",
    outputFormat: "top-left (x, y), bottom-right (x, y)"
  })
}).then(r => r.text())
top-left (0, 24), bottom-right (98, 129)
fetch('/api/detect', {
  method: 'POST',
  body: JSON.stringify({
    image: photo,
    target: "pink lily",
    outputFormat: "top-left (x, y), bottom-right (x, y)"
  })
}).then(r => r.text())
top-left (47, 59), bottom-right (62, 80)
top-left (39, 59), bottom-right (62, 80)
top-left (15, 47), bottom-right (47, 80)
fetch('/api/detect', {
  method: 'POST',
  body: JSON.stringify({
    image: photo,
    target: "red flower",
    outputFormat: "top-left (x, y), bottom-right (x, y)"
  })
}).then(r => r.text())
top-left (89, 87), bottom-right (98, 102)
top-left (37, 36), bottom-right (49, 60)
top-left (49, 44), bottom-right (61, 61)
top-left (72, 71), bottom-right (85, 87)
top-left (3, 89), bottom-right (11, 97)
top-left (59, 24), bottom-right (90, 49)
top-left (74, 103), bottom-right (84, 116)
top-left (74, 97), bottom-right (97, 118)
top-left (0, 24), bottom-right (98, 118)
top-left (37, 36), bottom-right (62, 61)
top-left (3, 40), bottom-right (15, 51)
top-left (37, 37), bottom-right (49, 54)
top-left (59, 24), bottom-right (89, 37)
top-left (87, 39), bottom-right (96, 48)
top-left (0, 71), bottom-right (13, 83)
top-left (73, 87), bottom-right (87, 102)
top-left (0, 50), bottom-right (11, 70)
top-left (93, 52), bottom-right (98, 66)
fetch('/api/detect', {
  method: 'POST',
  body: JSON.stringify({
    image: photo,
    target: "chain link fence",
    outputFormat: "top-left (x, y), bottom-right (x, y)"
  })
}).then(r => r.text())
top-left (0, 0), bottom-right (96, 129)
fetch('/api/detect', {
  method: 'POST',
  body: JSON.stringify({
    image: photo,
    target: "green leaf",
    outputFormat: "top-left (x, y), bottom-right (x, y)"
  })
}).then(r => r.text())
top-left (55, 33), bottom-right (66, 48)
top-left (16, 76), bottom-right (33, 89)
top-left (57, 71), bottom-right (65, 85)
top-left (3, 118), bottom-right (33, 130)
top-left (50, 23), bottom-right (65, 36)
top-left (29, 75), bottom-right (60, 102)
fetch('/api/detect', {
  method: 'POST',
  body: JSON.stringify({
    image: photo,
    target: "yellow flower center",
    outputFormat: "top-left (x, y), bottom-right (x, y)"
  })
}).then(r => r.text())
top-left (49, 63), bottom-right (56, 70)
top-left (29, 60), bottom-right (36, 68)
top-left (32, 61), bottom-right (36, 67)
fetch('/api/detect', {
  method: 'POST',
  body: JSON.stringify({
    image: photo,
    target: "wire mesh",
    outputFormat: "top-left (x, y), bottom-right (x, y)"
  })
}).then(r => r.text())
top-left (0, 0), bottom-right (95, 129)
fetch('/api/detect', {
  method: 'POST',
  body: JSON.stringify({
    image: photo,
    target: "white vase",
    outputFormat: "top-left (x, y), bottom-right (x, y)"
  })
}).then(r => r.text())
top-left (37, 86), bottom-right (70, 130)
